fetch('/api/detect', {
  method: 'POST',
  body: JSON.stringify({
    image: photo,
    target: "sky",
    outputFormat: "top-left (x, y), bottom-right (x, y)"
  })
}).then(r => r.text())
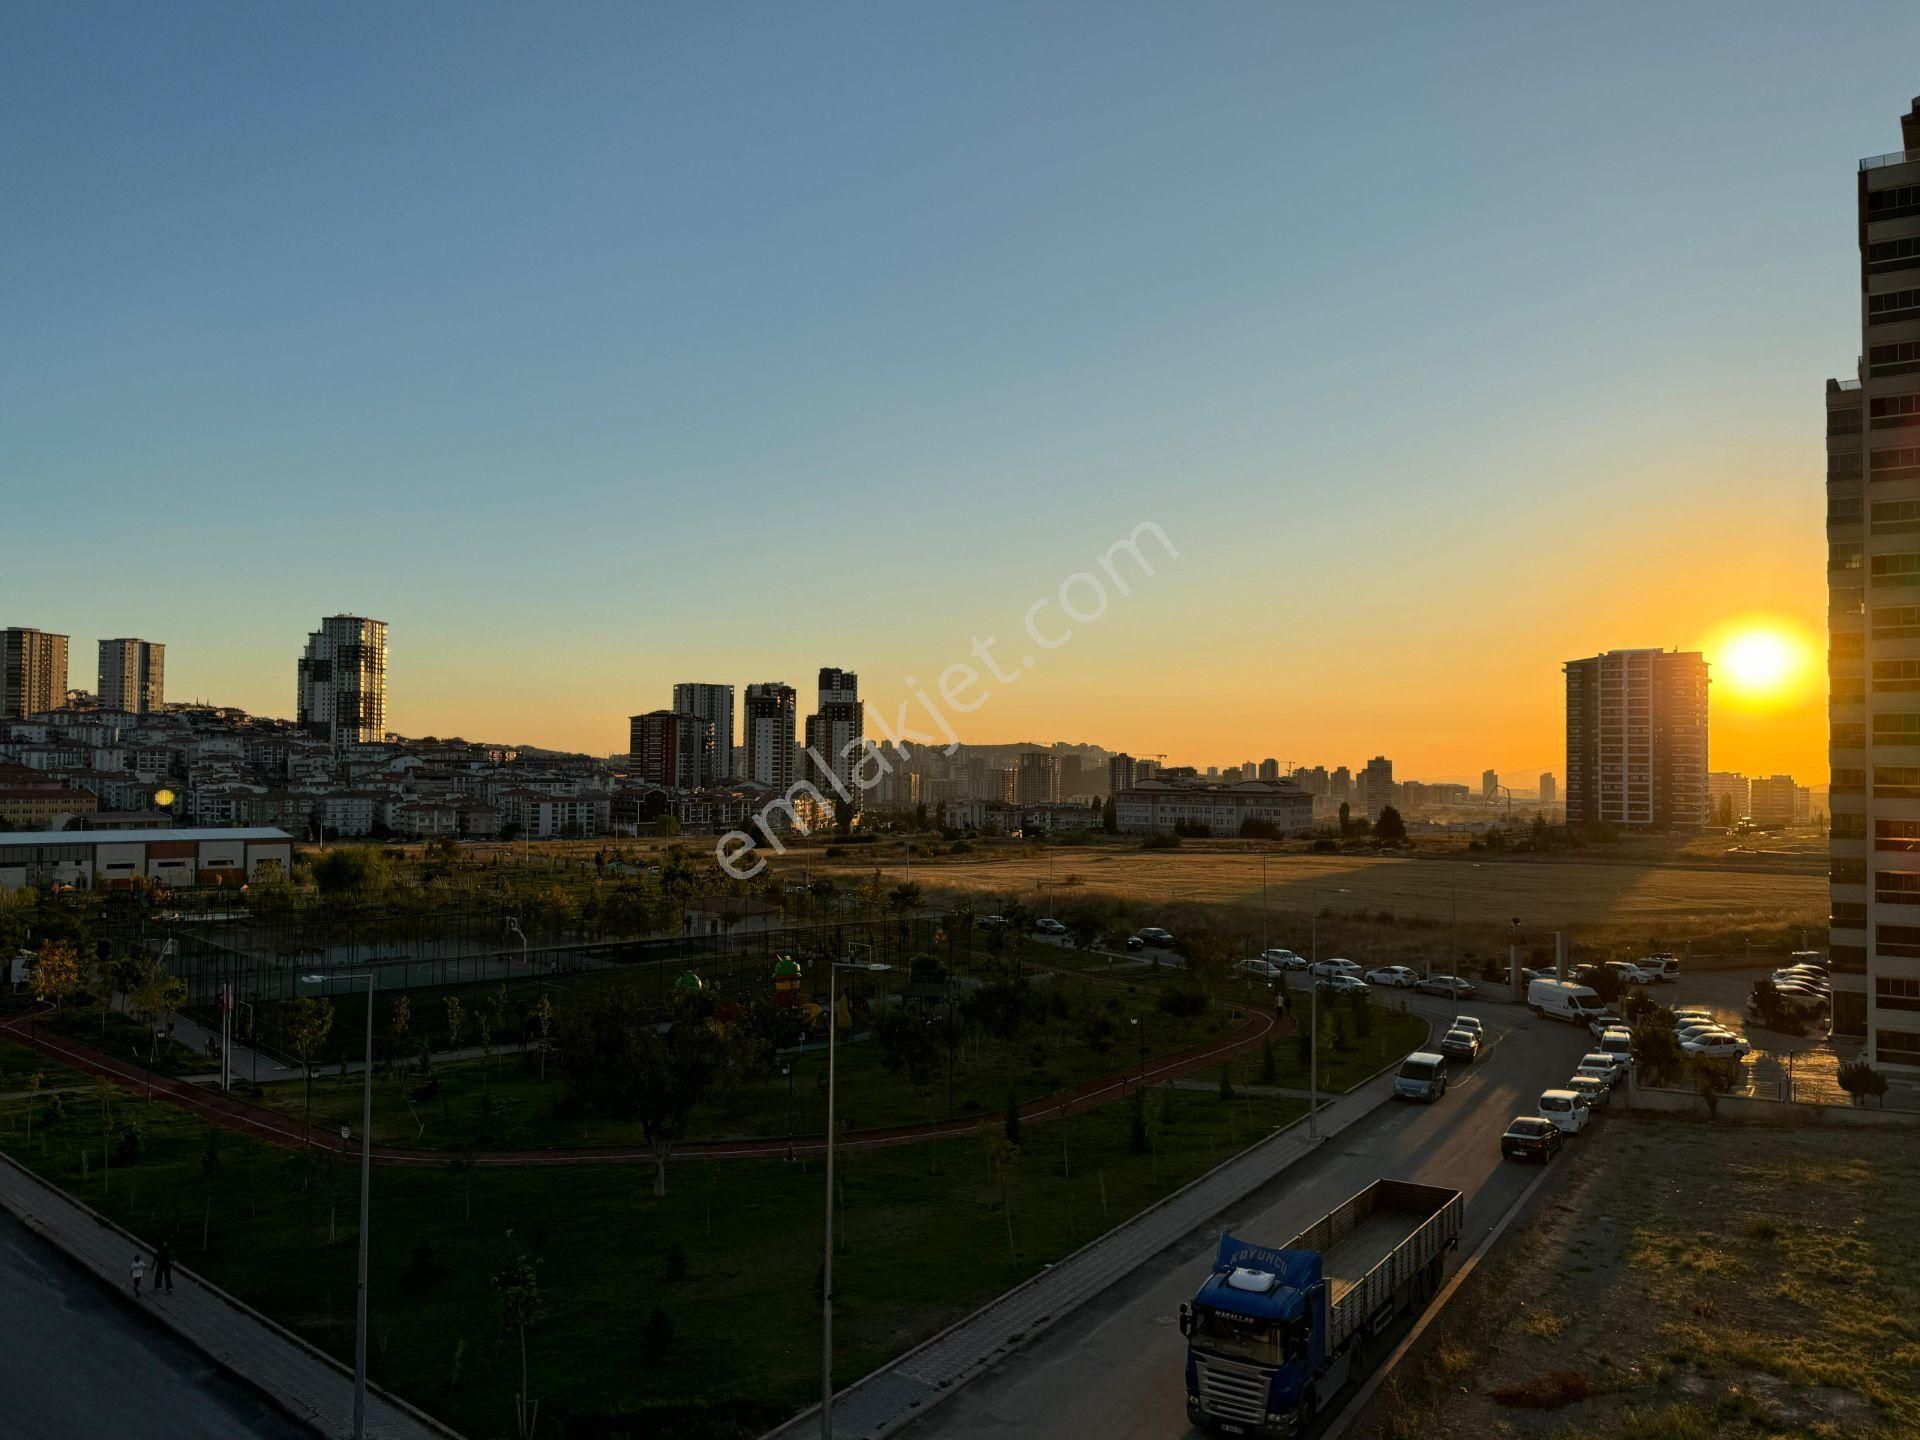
top-left (6, 3), bottom-right (1914, 783)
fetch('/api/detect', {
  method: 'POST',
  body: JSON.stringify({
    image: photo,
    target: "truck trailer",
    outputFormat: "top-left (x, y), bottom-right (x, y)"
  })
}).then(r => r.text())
top-left (1181, 1179), bottom-right (1464, 1436)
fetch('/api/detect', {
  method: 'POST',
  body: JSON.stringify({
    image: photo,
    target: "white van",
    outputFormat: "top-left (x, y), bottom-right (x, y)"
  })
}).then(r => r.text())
top-left (1528, 977), bottom-right (1607, 1025)
top-left (1538, 1088), bottom-right (1589, 1135)
top-left (1595, 1030), bottom-right (1634, 1067)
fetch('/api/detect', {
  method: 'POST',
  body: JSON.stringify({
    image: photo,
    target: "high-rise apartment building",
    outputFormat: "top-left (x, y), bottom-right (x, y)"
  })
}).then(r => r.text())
top-left (1563, 649), bottom-right (1709, 830)
top-left (1825, 100), bottom-right (1920, 1071)
top-left (1360, 756), bottom-right (1393, 819)
top-left (2, 628), bottom-right (69, 719)
top-left (672, 683), bottom-right (735, 783)
top-left (1109, 753), bottom-right (1137, 795)
top-left (743, 683), bottom-right (798, 792)
top-left (1749, 774), bottom-right (1803, 828)
top-left (804, 668), bottom-right (863, 811)
top-left (1708, 771), bottom-right (1751, 824)
top-left (1538, 772), bottom-right (1557, 806)
top-left (1017, 751), bottom-right (1062, 804)
top-left (1258, 757), bottom-right (1280, 781)
top-left (98, 638), bottom-right (165, 714)
top-left (297, 615), bottom-right (388, 749)
top-left (1330, 766), bottom-right (1352, 802)
top-left (630, 710), bottom-right (715, 791)
top-left (1481, 769), bottom-right (1499, 801)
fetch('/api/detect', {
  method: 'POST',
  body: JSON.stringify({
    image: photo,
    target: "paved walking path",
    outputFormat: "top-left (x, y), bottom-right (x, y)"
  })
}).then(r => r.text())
top-left (0, 1152), bottom-right (457, 1440)
top-left (763, 1037), bottom-right (1424, 1440)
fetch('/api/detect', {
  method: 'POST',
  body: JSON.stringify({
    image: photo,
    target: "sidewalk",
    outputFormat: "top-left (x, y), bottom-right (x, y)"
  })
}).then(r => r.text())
top-left (0, 1152), bottom-right (458, 1440)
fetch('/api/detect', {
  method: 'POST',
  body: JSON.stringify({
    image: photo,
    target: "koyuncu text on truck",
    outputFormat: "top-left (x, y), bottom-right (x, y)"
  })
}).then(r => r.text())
top-left (1180, 1179), bottom-right (1464, 1436)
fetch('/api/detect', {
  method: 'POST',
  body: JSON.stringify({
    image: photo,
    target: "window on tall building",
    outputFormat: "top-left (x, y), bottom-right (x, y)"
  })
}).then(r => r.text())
top-left (1833, 811), bottom-right (1867, 838)
top-left (1871, 446), bottom-right (1920, 481)
top-left (1876, 765), bottom-right (1920, 797)
top-left (1833, 631), bottom-right (1866, 659)
top-left (1870, 555), bottom-right (1920, 589)
top-left (1832, 856), bottom-right (1867, 885)
top-left (1867, 183), bottom-right (1920, 219)
top-left (1877, 817), bottom-right (1920, 849)
top-left (1834, 677), bottom-right (1867, 704)
top-left (1872, 713), bottom-right (1920, 743)
top-left (1878, 1030), bottom-right (1920, 1066)
top-left (1832, 901), bottom-right (1869, 928)
top-left (1875, 975), bottom-right (1920, 1009)
top-left (1872, 497), bottom-right (1920, 531)
top-left (1870, 340), bottom-right (1920, 378)
top-left (1832, 541), bottom-right (1864, 571)
top-left (1832, 723), bottom-right (1866, 750)
top-left (1833, 768), bottom-right (1867, 795)
top-left (1868, 289), bottom-right (1920, 325)
top-left (1832, 493), bottom-right (1864, 525)
top-left (1871, 393), bottom-right (1920, 429)
top-left (1869, 235), bottom-right (1920, 274)
top-left (1873, 603), bottom-right (1920, 636)
top-left (1829, 405), bottom-right (1863, 436)
top-left (1874, 659), bottom-right (1920, 691)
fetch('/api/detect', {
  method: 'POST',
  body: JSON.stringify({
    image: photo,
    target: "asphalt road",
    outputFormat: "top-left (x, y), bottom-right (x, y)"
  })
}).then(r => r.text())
top-left (0, 1210), bottom-right (313, 1440)
top-left (904, 994), bottom-right (1596, 1440)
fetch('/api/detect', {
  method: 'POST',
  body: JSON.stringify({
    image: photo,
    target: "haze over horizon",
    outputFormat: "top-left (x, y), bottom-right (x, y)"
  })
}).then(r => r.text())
top-left (8, 2), bottom-right (1903, 780)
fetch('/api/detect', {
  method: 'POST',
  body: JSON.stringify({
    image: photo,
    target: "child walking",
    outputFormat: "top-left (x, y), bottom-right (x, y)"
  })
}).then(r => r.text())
top-left (130, 1252), bottom-right (146, 1297)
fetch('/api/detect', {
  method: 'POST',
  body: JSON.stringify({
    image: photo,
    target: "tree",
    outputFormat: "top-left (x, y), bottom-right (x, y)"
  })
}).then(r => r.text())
top-left (1634, 1019), bottom-right (1686, 1087)
top-left (558, 988), bottom-right (718, 1197)
top-left (126, 956), bottom-right (187, 1064)
top-left (444, 995), bottom-right (467, 1054)
top-left (275, 997), bottom-right (335, 1146)
top-left (1837, 1059), bottom-right (1889, 1107)
top-left (870, 1009), bottom-right (939, 1093)
top-left (387, 994), bottom-right (412, 1076)
top-left (534, 993), bottom-right (555, 1081)
top-left (1691, 1054), bottom-right (1741, 1120)
top-left (310, 847), bottom-right (393, 897)
top-left (1337, 801), bottom-right (1351, 834)
top-left (492, 1238), bottom-right (542, 1439)
top-left (1103, 796), bottom-right (1119, 834)
top-left (1375, 806), bottom-right (1408, 846)
top-left (30, 940), bottom-right (81, 1011)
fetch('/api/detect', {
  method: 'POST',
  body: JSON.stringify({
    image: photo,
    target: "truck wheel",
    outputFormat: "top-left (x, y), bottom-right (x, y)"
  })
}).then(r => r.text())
top-left (1529, 1003), bottom-right (1544, 1017)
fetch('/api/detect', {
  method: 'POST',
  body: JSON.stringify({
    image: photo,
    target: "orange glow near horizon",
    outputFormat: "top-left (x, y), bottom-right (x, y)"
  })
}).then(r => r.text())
top-left (1706, 619), bottom-right (1819, 711)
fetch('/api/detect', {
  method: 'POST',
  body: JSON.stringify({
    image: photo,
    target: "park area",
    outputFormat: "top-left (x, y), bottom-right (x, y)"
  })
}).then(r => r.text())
top-left (1351, 1114), bottom-right (1920, 1440)
top-left (0, 947), bottom-right (1424, 1440)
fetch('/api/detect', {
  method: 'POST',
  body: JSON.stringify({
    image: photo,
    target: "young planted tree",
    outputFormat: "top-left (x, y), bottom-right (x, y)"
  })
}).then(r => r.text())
top-left (1690, 1054), bottom-right (1742, 1120)
top-left (444, 995), bottom-right (466, 1055)
top-left (491, 1239), bottom-right (542, 1440)
top-left (535, 993), bottom-right (555, 1081)
top-left (126, 956), bottom-right (187, 1065)
top-left (277, 997), bottom-right (336, 1146)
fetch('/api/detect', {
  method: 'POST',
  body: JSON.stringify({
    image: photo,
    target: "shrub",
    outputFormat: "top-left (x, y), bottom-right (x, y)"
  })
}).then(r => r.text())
top-left (1837, 1059), bottom-right (1889, 1106)
top-left (1142, 833), bottom-right (1181, 851)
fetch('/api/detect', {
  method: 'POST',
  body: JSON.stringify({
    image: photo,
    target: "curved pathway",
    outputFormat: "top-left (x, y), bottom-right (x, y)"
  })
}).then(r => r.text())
top-left (0, 994), bottom-right (1289, 1169)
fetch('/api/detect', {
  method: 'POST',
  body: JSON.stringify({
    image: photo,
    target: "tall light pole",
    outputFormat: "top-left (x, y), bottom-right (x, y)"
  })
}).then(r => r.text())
top-left (505, 916), bottom-right (529, 969)
top-left (304, 971), bottom-right (376, 1440)
top-left (1308, 886), bottom-right (1350, 1138)
top-left (822, 951), bottom-right (890, 1440)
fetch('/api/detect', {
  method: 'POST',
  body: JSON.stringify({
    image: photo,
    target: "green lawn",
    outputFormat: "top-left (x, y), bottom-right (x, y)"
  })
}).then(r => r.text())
top-left (0, 1064), bottom-right (1306, 1440)
top-left (245, 985), bottom-right (1422, 1154)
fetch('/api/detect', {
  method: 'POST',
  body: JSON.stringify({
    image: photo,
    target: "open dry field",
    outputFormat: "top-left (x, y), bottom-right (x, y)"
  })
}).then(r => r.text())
top-left (1349, 1115), bottom-right (1920, 1440)
top-left (781, 841), bottom-right (1826, 957)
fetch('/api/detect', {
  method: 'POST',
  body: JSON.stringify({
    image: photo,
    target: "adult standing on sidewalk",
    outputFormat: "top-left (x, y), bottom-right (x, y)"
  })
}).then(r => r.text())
top-left (153, 1239), bottom-right (175, 1295)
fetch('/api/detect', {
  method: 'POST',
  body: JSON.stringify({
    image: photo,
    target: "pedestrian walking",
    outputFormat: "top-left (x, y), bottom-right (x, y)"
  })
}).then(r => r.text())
top-left (154, 1239), bottom-right (175, 1295)
top-left (129, 1252), bottom-right (146, 1297)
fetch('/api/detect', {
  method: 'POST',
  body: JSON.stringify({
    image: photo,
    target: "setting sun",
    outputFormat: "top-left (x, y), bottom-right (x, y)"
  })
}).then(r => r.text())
top-left (1712, 623), bottom-right (1814, 704)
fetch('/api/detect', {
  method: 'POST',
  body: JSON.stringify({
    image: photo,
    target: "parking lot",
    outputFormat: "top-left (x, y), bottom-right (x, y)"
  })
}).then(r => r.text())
top-left (1639, 965), bottom-right (1854, 1104)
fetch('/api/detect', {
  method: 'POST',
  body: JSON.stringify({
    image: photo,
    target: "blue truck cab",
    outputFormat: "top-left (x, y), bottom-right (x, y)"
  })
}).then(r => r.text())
top-left (1181, 1180), bottom-right (1464, 1436)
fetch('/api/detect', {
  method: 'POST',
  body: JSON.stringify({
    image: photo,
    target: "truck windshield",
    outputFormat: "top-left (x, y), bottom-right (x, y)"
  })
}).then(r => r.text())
top-left (1192, 1309), bottom-right (1285, 1365)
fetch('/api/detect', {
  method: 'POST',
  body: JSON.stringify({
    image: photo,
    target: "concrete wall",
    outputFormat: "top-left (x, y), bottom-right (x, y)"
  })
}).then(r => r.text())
top-left (1627, 1082), bottom-right (1918, 1126)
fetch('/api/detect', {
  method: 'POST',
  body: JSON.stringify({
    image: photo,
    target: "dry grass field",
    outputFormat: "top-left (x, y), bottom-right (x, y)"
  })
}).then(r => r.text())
top-left (775, 838), bottom-right (1827, 963)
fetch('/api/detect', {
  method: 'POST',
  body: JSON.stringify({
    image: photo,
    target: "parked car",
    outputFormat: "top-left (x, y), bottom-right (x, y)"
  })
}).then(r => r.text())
top-left (1395, 1052), bottom-right (1449, 1102)
top-left (1681, 1032), bottom-right (1749, 1060)
top-left (1311, 958), bottom-right (1363, 979)
top-left (1365, 965), bottom-right (1418, 988)
top-left (1538, 1088), bottom-right (1589, 1135)
top-left (1260, 948), bottom-right (1308, 970)
top-left (1602, 960), bottom-right (1656, 986)
top-left (1450, 1016), bottom-right (1485, 1040)
top-left (1787, 950), bottom-right (1830, 972)
top-left (1236, 957), bottom-right (1289, 980)
top-left (1637, 953), bottom-right (1681, 983)
top-left (1578, 1051), bottom-right (1628, 1087)
top-left (1415, 973), bottom-right (1476, 999)
top-left (1138, 926), bottom-right (1175, 947)
top-left (1125, 934), bottom-right (1144, 951)
top-left (1528, 977), bottom-right (1606, 1025)
top-left (1438, 1027), bottom-right (1480, 1062)
top-left (1566, 1074), bottom-right (1612, 1111)
top-left (1670, 1006), bottom-right (1716, 1024)
top-left (1500, 1115), bottom-right (1562, 1162)
top-left (979, 914), bottom-right (1009, 931)
top-left (1319, 974), bottom-right (1369, 996)
top-left (1676, 1022), bottom-right (1726, 1044)
top-left (1589, 1012), bottom-right (1629, 1040)
top-left (1034, 917), bottom-right (1067, 936)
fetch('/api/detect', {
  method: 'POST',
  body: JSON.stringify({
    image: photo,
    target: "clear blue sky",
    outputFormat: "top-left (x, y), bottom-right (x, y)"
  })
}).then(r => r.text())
top-left (5, 3), bottom-right (1914, 776)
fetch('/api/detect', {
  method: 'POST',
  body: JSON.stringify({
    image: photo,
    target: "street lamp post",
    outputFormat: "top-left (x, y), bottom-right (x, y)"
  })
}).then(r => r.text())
top-left (505, 917), bottom-right (529, 969)
top-left (304, 971), bottom-right (376, 1440)
top-left (822, 952), bottom-right (890, 1440)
